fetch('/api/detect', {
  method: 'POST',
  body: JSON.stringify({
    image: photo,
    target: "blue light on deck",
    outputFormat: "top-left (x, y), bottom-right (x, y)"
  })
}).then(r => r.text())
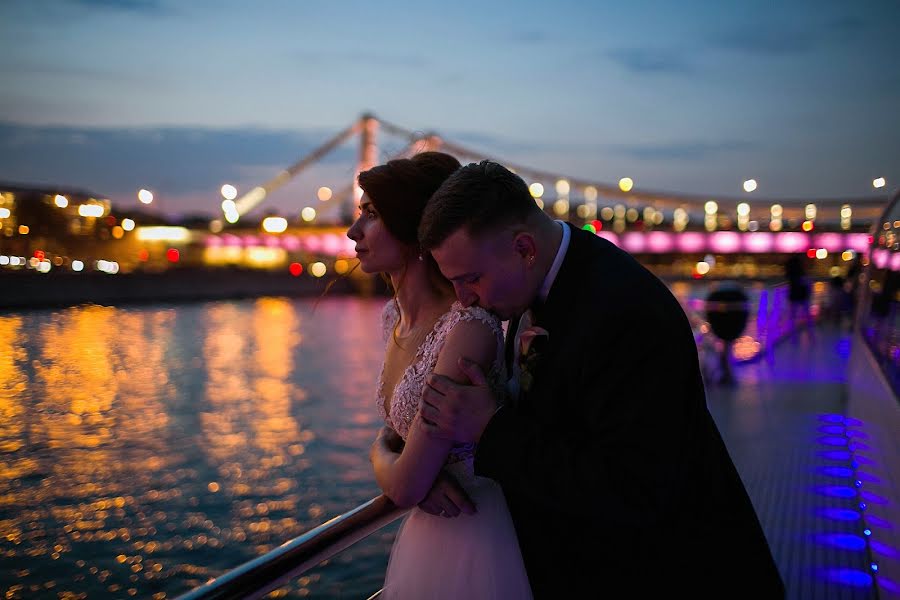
top-left (871, 563), bottom-right (878, 572)
top-left (818, 425), bottom-right (845, 435)
top-left (871, 540), bottom-right (900, 559)
top-left (836, 338), bottom-right (852, 359)
top-left (814, 533), bottom-right (867, 551)
top-left (855, 480), bottom-right (862, 488)
top-left (818, 435), bottom-right (849, 446)
top-left (823, 568), bottom-right (873, 587)
top-left (819, 466), bottom-right (854, 478)
top-left (866, 514), bottom-right (891, 528)
top-left (861, 490), bottom-right (889, 505)
top-left (856, 471), bottom-right (881, 483)
top-left (819, 414), bottom-right (844, 424)
top-left (860, 502), bottom-right (868, 511)
top-left (864, 529), bottom-right (871, 536)
top-left (815, 485), bottom-right (857, 498)
top-left (817, 449), bottom-right (852, 461)
top-left (816, 508), bottom-right (860, 521)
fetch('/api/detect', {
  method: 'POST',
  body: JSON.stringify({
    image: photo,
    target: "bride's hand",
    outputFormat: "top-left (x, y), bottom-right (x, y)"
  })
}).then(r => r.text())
top-left (417, 469), bottom-right (476, 518)
top-left (370, 426), bottom-right (403, 464)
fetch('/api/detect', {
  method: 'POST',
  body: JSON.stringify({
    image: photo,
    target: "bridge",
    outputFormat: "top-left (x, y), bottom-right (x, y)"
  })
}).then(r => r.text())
top-left (0, 112), bottom-right (893, 285)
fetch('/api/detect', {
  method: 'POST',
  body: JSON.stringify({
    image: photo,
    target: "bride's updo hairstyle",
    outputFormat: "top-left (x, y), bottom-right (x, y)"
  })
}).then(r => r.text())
top-left (357, 151), bottom-right (461, 292)
top-left (358, 151), bottom-right (462, 248)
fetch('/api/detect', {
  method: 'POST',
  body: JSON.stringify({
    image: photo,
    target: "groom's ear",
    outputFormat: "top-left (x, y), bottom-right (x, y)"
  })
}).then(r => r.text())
top-left (512, 232), bottom-right (537, 265)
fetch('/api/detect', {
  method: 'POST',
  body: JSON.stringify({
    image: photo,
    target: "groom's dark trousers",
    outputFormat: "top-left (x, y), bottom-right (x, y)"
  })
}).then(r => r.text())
top-left (475, 224), bottom-right (785, 599)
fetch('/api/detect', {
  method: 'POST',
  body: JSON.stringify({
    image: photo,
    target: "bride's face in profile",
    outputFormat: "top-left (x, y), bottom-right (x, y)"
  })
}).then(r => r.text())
top-left (346, 194), bottom-right (408, 274)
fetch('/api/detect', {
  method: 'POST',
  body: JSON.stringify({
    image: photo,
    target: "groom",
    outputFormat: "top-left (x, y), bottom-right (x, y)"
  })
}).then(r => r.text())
top-left (416, 161), bottom-right (785, 599)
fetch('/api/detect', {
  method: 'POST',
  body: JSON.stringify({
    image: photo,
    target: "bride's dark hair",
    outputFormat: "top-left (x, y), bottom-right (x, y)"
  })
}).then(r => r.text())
top-left (357, 151), bottom-right (461, 294)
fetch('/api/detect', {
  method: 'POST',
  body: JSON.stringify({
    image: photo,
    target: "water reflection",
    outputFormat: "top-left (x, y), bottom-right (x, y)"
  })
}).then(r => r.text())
top-left (0, 297), bottom-right (389, 599)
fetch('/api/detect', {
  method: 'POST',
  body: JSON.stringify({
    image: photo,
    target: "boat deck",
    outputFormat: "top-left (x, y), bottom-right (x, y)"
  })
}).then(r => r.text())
top-left (707, 322), bottom-right (889, 599)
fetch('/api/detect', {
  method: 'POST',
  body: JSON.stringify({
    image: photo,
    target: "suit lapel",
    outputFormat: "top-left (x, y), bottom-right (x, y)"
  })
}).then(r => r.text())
top-left (532, 223), bottom-right (584, 335)
top-left (523, 224), bottom-right (588, 403)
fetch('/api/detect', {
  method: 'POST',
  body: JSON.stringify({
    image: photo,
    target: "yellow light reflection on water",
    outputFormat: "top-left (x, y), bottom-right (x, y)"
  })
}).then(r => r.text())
top-left (0, 299), bottom-right (388, 597)
top-left (0, 317), bottom-right (27, 455)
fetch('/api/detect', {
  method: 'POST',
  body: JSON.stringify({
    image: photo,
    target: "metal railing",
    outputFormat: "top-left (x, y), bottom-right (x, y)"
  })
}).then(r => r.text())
top-left (174, 495), bottom-right (408, 600)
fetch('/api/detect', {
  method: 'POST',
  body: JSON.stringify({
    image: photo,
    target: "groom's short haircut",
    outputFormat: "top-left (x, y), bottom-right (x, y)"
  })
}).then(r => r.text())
top-left (419, 160), bottom-right (541, 250)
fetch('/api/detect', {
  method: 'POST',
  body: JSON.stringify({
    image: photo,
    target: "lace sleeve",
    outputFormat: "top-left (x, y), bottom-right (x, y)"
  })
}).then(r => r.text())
top-left (381, 299), bottom-right (399, 345)
top-left (436, 304), bottom-right (507, 400)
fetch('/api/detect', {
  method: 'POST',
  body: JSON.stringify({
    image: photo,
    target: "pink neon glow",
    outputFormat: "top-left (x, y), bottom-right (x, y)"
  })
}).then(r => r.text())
top-left (709, 231), bottom-right (741, 253)
top-left (597, 232), bottom-right (620, 247)
top-left (677, 232), bottom-right (706, 253)
top-left (243, 236), bottom-right (260, 247)
top-left (222, 234), bottom-right (242, 247)
top-left (206, 235), bottom-right (222, 247)
top-left (873, 248), bottom-right (889, 269)
top-left (303, 236), bottom-right (322, 253)
top-left (775, 232), bottom-right (810, 253)
top-left (815, 233), bottom-right (844, 253)
top-left (744, 232), bottom-right (774, 253)
top-left (621, 232), bottom-right (647, 253)
top-left (264, 236), bottom-right (281, 248)
top-left (647, 231), bottom-right (675, 253)
top-left (846, 233), bottom-right (870, 253)
top-left (890, 252), bottom-right (900, 272)
top-left (282, 235), bottom-right (301, 252)
top-left (321, 234), bottom-right (343, 255)
top-left (343, 238), bottom-right (357, 255)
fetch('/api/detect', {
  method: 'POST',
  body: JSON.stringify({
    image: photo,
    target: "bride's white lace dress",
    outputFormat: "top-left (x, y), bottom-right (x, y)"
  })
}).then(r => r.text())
top-left (377, 299), bottom-right (532, 599)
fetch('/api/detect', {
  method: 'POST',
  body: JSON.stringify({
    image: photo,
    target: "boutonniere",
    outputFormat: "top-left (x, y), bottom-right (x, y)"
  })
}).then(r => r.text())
top-left (518, 325), bottom-right (550, 393)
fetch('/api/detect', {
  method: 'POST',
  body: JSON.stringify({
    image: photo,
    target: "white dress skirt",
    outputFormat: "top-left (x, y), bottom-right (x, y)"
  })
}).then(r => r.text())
top-left (380, 459), bottom-right (533, 599)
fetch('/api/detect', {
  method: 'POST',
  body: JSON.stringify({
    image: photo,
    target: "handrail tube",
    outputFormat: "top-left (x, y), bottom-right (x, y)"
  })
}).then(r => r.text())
top-left (175, 495), bottom-right (409, 600)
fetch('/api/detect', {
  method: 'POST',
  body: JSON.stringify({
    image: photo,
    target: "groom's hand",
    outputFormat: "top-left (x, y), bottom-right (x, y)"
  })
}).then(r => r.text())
top-left (417, 469), bottom-right (476, 517)
top-left (420, 357), bottom-right (496, 444)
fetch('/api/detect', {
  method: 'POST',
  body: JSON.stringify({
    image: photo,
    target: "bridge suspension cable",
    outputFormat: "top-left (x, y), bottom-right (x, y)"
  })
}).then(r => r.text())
top-left (224, 113), bottom-right (888, 224)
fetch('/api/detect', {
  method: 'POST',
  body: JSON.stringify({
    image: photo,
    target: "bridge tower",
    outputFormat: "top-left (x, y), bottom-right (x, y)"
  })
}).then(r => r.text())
top-left (348, 113), bottom-right (379, 222)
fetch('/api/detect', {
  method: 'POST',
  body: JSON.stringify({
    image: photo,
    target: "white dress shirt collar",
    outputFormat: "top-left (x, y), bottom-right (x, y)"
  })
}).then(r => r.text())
top-left (537, 220), bottom-right (570, 303)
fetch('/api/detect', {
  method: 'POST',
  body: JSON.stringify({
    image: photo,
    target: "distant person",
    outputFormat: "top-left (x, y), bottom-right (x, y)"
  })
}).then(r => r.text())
top-left (414, 161), bottom-right (785, 598)
top-left (346, 152), bottom-right (532, 598)
top-left (825, 274), bottom-right (844, 324)
top-left (784, 253), bottom-right (814, 338)
top-left (845, 254), bottom-right (863, 318)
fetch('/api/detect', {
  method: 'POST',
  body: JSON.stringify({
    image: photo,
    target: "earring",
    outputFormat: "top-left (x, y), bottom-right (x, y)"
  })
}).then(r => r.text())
top-left (418, 254), bottom-right (424, 262)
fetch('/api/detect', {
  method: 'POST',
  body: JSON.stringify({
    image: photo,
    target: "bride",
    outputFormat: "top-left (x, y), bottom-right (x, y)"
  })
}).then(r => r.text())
top-left (347, 151), bottom-right (532, 599)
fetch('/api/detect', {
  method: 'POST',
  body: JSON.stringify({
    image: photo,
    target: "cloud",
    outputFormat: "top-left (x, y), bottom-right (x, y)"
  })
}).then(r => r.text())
top-left (508, 31), bottom-right (554, 44)
top-left (0, 123), bottom-right (355, 203)
top-left (710, 14), bottom-right (870, 57)
top-left (67, 0), bottom-right (167, 14)
top-left (709, 26), bottom-right (816, 56)
top-left (293, 49), bottom-right (429, 69)
top-left (610, 140), bottom-right (758, 161)
top-left (606, 48), bottom-right (694, 75)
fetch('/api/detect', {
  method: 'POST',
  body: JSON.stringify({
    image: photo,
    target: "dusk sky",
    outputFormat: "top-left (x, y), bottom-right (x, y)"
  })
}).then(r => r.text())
top-left (1, 0), bottom-right (898, 220)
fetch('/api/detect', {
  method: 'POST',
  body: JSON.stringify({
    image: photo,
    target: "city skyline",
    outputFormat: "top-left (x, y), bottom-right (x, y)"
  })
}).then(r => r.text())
top-left (1, 0), bottom-right (899, 219)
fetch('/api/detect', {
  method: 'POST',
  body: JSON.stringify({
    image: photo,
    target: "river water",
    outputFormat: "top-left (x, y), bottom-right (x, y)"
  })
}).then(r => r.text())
top-left (1, 297), bottom-right (393, 599)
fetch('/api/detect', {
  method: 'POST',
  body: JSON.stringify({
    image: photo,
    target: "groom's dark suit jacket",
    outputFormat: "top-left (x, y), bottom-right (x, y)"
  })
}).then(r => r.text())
top-left (475, 224), bottom-right (785, 599)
